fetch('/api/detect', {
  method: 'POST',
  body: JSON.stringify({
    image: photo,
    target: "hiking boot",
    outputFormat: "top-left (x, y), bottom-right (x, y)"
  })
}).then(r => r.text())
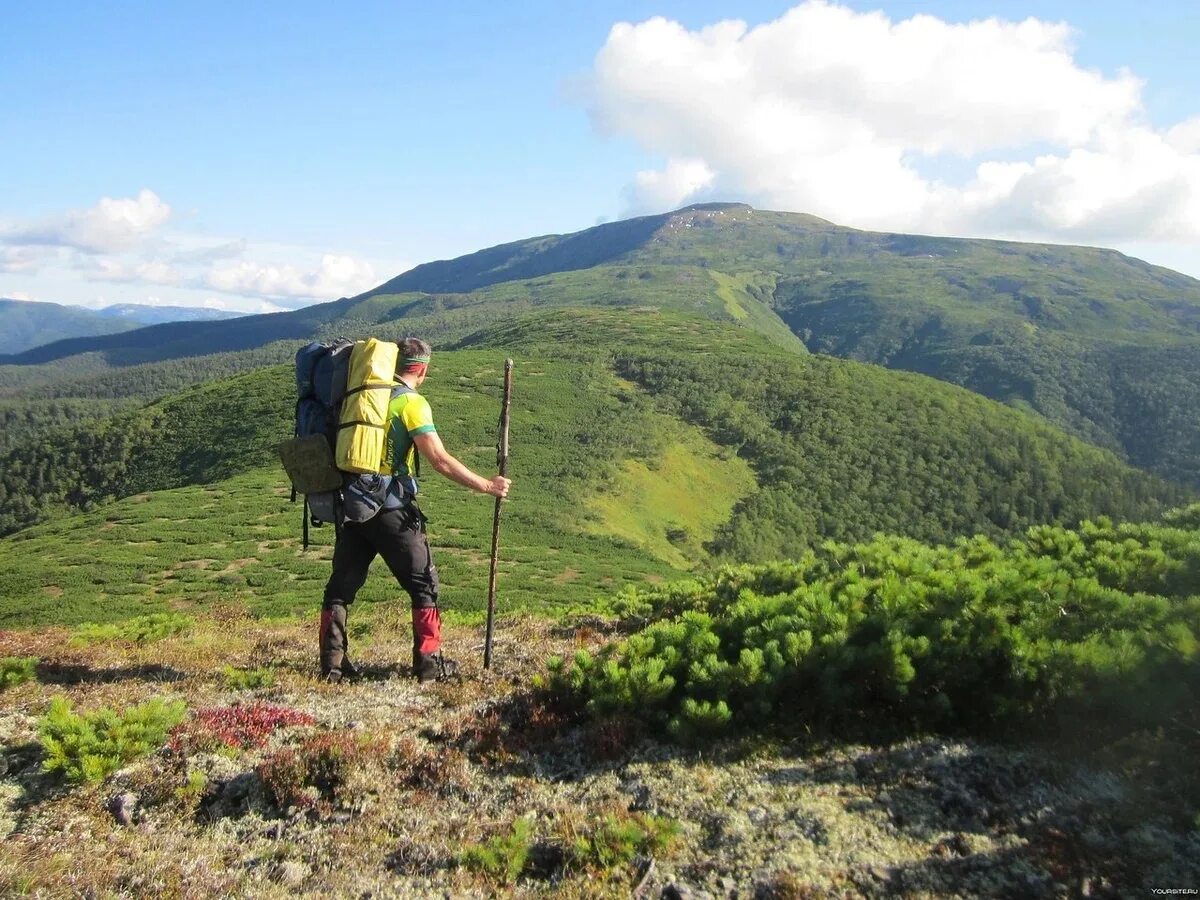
top-left (321, 659), bottom-right (362, 684)
top-left (319, 603), bottom-right (349, 681)
top-left (414, 651), bottom-right (460, 684)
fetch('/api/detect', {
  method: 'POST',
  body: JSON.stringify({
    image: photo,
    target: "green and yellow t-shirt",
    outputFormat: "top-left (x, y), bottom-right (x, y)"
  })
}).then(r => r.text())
top-left (380, 386), bottom-right (436, 477)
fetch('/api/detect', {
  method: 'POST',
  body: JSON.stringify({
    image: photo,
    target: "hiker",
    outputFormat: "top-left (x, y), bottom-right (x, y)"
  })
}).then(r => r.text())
top-left (319, 337), bottom-right (511, 683)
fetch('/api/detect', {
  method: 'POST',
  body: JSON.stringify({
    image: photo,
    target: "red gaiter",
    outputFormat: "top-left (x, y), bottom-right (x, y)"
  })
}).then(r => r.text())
top-left (413, 608), bottom-right (441, 654)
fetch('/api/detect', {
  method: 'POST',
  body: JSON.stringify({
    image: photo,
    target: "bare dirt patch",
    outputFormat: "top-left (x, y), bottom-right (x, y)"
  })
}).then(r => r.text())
top-left (552, 568), bottom-right (581, 585)
top-left (218, 558), bottom-right (257, 575)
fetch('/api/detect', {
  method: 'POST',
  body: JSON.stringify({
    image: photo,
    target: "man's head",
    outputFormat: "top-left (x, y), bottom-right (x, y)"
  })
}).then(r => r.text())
top-left (397, 337), bottom-right (432, 387)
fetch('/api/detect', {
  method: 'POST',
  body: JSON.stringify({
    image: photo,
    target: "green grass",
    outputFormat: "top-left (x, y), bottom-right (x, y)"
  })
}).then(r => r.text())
top-left (0, 465), bottom-right (674, 628)
top-left (584, 419), bottom-right (756, 569)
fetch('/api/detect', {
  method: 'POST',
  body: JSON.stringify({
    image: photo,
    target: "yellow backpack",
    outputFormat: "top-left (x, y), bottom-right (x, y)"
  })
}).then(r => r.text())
top-left (335, 338), bottom-right (400, 473)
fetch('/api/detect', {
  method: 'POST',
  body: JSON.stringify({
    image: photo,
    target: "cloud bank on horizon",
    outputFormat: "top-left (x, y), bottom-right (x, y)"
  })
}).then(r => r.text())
top-left (587, 1), bottom-right (1200, 250)
top-left (0, 190), bottom-right (386, 312)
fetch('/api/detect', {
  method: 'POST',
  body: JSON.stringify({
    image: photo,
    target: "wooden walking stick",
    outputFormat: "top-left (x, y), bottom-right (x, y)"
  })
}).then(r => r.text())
top-left (484, 358), bottom-right (513, 669)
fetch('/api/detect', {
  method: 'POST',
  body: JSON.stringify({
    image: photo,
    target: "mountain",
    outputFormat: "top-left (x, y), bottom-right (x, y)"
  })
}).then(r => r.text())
top-left (0, 298), bottom-right (143, 353)
top-left (97, 303), bottom-right (245, 325)
top-left (0, 298), bottom-right (352, 368)
top-left (3, 203), bottom-right (1199, 488)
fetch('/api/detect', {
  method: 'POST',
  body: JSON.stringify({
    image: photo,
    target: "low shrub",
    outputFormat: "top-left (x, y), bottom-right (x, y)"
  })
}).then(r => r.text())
top-left (169, 701), bottom-right (315, 754)
top-left (405, 746), bottom-right (473, 797)
top-left (1, 656), bottom-right (38, 690)
top-left (72, 613), bottom-right (193, 646)
top-left (548, 512), bottom-right (1200, 742)
top-left (566, 813), bottom-right (681, 872)
top-left (460, 817), bottom-right (535, 884)
top-left (39, 696), bottom-right (187, 782)
top-left (221, 665), bottom-right (277, 691)
top-left (258, 731), bottom-right (388, 810)
top-left (458, 812), bottom-right (680, 885)
top-left (175, 770), bottom-right (209, 811)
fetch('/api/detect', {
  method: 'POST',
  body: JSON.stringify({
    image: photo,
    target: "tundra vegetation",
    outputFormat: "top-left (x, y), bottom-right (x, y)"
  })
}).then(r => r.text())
top-left (0, 509), bottom-right (1196, 896)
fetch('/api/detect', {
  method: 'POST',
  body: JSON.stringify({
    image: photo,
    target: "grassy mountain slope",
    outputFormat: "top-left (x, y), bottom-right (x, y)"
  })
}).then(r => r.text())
top-left (367, 205), bottom-right (1200, 490)
top-left (0, 351), bottom-right (694, 626)
top-left (0, 299), bottom-right (142, 354)
top-left (3, 311), bottom-right (1190, 632)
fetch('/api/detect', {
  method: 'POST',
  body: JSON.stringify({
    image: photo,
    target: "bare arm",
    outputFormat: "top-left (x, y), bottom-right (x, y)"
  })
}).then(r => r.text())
top-left (414, 431), bottom-right (510, 498)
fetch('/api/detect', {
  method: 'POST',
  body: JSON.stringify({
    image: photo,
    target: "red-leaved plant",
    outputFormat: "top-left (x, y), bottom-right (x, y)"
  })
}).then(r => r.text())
top-left (169, 702), bottom-right (315, 753)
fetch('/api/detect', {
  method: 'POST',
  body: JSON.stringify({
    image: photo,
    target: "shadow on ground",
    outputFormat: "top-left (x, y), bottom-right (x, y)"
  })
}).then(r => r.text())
top-left (35, 661), bottom-right (188, 685)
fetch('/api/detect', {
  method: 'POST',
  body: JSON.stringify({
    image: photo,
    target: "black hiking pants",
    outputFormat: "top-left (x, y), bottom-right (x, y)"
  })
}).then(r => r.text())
top-left (323, 505), bottom-right (439, 611)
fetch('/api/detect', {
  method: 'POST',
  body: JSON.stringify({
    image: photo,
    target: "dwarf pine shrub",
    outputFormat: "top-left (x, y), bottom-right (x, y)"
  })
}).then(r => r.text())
top-left (551, 509), bottom-right (1200, 741)
top-left (72, 612), bottom-right (193, 645)
top-left (221, 665), bottom-right (277, 691)
top-left (458, 812), bottom-right (681, 884)
top-left (1, 656), bottom-right (38, 690)
top-left (39, 696), bottom-right (187, 782)
top-left (174, 770), bottom-right (209, 812)
top-left (460, 817), bottom-right (535, 884)
top-left (567, 813), bottom-right (681, 871)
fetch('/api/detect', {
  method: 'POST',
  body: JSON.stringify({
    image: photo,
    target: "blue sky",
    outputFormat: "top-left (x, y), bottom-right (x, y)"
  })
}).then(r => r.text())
top-left (2, 1), bottom-right (1198, 311)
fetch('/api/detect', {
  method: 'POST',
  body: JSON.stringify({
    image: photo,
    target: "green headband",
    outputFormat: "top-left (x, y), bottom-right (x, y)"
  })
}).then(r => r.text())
top-left (402, 355), bottom-right (431, 365)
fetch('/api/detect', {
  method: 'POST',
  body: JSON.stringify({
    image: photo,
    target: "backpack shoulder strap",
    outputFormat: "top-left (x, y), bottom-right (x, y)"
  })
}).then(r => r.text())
top-left (389, 382), bottom-right (422, 476)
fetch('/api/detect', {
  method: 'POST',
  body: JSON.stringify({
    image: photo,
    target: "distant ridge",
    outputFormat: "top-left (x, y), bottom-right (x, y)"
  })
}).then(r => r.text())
top-left (0, 299), bottom-right (143, 354)
top-left (0, 296), bottom-right (355, 366)
top-left (97, 303), bottom-right (245, 326)
top-left (370, 209), bottom-right (677, 295)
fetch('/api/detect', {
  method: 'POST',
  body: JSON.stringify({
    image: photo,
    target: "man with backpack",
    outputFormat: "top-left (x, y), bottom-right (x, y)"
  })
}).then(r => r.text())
top-left (319, 337), bottom-right (511, 683)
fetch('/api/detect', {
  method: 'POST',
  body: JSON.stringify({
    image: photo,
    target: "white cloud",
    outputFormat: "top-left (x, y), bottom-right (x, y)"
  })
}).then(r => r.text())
top-left (585, 2), bottom-right (1200, 246)
top-left (1166, 116), bottom-right (1200, 154)
top-left (203, 253), bottom-right (377, 300)
top-left (3, 189), bottom-right (171, 254)
top-left (629, 158), bottom-right (716, 213)
top-left (171, 238), bottom-right (247, 264)
top-left (85, 258), bottom-right (183, 286)
top-left (0, 245), bottom-right (55, 274)
top-left (6, 291), bottom-right (33, 302)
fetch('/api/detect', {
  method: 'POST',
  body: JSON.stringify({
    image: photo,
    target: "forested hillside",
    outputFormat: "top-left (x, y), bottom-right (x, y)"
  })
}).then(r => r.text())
top-left (3, 310), bottom-right (1188, 565)
top-left (5, 205), bottom-right (1197, 489)
top-left (461, 310), bottom-right (1192, 557)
